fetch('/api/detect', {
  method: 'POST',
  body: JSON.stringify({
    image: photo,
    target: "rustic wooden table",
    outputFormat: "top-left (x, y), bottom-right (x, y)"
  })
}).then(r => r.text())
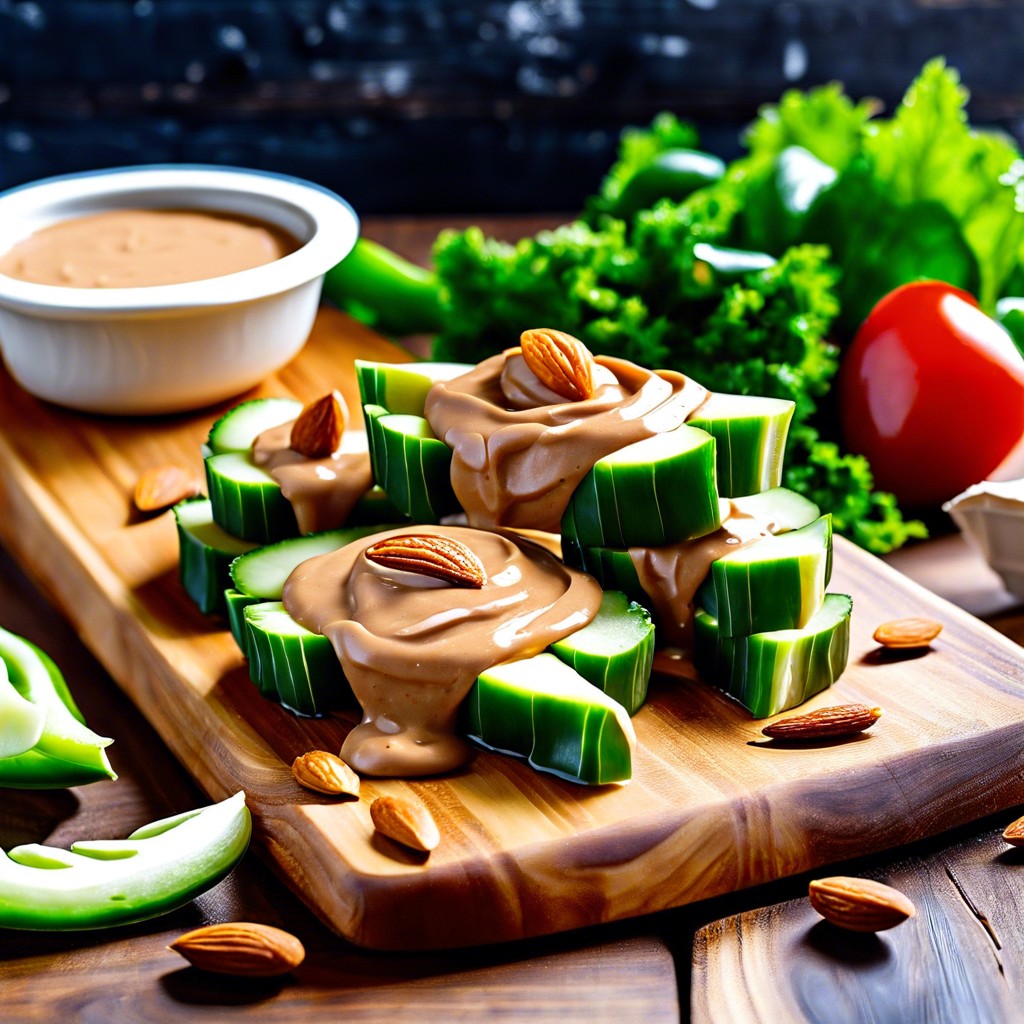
top-left (2, 216), bottom-right (1023, 1024)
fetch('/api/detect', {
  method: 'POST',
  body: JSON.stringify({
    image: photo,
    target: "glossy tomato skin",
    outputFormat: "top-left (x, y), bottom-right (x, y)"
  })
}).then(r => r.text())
top-left (839, 280), bottom-right (1024, 508)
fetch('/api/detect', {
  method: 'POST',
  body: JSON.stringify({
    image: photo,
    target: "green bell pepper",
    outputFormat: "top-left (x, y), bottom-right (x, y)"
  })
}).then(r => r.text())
top-left (0, 791), bottom-right (252, 929)
top-left (0, 626), bottom-right (115, 788)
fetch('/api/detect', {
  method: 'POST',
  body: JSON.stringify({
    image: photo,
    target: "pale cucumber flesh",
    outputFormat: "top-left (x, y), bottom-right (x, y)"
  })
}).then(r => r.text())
top-left (206, 397), bottom-right (302, 455)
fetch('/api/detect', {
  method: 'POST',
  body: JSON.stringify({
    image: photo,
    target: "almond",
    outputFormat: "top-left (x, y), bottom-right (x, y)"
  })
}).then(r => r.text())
top-left (370, 795), bottom-right (441, 852)
top-left (292, 750), bottom-right (360, 797)
top-left (133, 465), bottom-right (199, 513)
top-left (520, 328), bottom-right (595, 402)
top-left (873, 617), bottom-right (943, 649)
top-left (169, 922), bottom-right (305, 976)
top-left (808, 876), bottom-right (916, 932)
top-left (1002, 814), bottom-right (1024, 847)
top-left (290, 390), bottom-right (346, 458)
top-left (762, 703), bottom-right (882, 741)
top-left (365, 534), bottom-right (486, 588)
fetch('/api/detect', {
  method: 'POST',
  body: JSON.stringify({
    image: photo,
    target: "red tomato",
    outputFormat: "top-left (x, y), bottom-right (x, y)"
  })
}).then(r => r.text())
top-left (839, 280), bottom-right (1024, 508)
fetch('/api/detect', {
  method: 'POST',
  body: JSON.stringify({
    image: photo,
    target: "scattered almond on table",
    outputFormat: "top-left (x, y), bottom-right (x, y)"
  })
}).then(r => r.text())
top-left (169, 921), bottom-right (305, 977)
top-left (292, 750), bottom-right (360, 797)
top-left (1002, 815), bottom-right (1024, 847)
top-left (762, 704), bottom-right (882, 741)
top-left (873, 617), bottom-right (943, 649)
top-left (133, 464), bottom-right (198, 513)
top-left (808, 876), bottom-right (916, 932)
top-left (370, 795), bottom-right (441, 853)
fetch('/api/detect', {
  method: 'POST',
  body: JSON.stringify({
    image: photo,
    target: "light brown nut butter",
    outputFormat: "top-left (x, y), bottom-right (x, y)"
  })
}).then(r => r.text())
top-left (808, 876), bottom-right (916, 932)
top-left (291, 750), bottom-right (360, 797)
top-left (873, 617), bottom-right (943, 649)
top-left (370, 795), bottom-right (441, 852)
top-left (762, 704), bottom-right (882, 741)
top-left (133, 465), bottom-right (199, 513)
top-left (169, 922), bottom-right (305, 977)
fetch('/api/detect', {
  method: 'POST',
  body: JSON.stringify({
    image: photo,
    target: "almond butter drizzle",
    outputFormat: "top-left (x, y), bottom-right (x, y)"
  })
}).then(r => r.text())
top-left (283, 526), bottom-right (602, 777)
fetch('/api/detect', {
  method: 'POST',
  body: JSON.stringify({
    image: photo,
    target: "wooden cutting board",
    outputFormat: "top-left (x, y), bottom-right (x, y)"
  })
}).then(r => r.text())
top-left (2, 307), bottom-right (1024, 951)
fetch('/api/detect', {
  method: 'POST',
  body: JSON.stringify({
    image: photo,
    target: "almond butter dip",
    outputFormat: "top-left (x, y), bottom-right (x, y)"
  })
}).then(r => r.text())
top-left (282, 525), bottom-right (603, 777)
top-left (252, 410), bottom-right (373, 535)
top-left (424, 352), bottom-right (709, 533)
top-left (0, 209), bottom-right (298, 288)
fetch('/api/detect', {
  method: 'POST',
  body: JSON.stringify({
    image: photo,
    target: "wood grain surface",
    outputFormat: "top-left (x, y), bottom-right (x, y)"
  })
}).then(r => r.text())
top-left (2, 308), bottom-right (1024, 951)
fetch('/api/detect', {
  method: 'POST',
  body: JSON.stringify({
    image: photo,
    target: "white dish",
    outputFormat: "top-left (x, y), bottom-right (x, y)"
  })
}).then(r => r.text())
top-left (944, 478), bottom-right (1024, 599)
top-left (0, 165), bottom-right (358, 414)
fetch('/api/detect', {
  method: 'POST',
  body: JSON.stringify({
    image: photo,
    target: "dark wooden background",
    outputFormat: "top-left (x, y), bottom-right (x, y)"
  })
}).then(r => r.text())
top-left (1, 0), bottom-right (1023, 213)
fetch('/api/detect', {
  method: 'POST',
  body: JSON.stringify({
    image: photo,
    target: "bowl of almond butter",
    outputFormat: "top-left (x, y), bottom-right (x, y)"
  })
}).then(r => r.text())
top-left (0, 165), bottom-right (358, 414)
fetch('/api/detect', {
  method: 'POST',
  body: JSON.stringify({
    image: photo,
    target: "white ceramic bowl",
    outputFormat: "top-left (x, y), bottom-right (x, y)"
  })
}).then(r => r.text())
top-left (944, 479), bottom-right (1024, 599)
top-left (0, 165), bottom-right (358, 414)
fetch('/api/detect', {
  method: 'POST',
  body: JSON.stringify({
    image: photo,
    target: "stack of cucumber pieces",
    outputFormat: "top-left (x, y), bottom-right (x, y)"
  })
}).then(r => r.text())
top-left (175, 354), bottom-right (852, 787)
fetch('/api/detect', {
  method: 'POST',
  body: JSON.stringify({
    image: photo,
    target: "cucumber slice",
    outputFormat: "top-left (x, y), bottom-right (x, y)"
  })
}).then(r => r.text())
top-left (229, 524), bottom-right (391, 599)
top-left (550, 591), bottom-right (654, 715)
top-left (701, 515), bottom-right (832, 638)
top-left (0, 658), bottom-right (45, 759)
top-left (463, 653), bottom-right (635, 785)
top-left (243, 602), bottom-right (353, 717)
top-left (559, 516), bottom-right (649, 610)
top-left (728, 487), bottom-right (819, 533)
top-left (206, 397), bottom-right (302, 456)
top-left (356, 360), bottom-right (472, 416)
top-left (563, 424), bottom-right (720, 548)
top-left (205, 451), bottom-right (299, 544)
top-left (695, 593), bottom-right (852, 718)
top-left (689, 392), bottom-right (794, 497)
top-left (347, 485), bottom-right (405, 525)
top-left (174, 497), bottom-right (257, 616)
top-left (363, 405), bottom-right (459, 523)
top-left (224, 589), bottom-right (260, 654)
top-left (0, 629), bottom-right (114, 779)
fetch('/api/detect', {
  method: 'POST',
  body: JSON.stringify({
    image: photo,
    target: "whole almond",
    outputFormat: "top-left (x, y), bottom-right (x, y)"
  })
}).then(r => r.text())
top-left (808, 876), bottom-right (916, 932)
top-left (762, 704), bottom-right (882, 741)
top-left (1002, 814), bottom-right (1024, 847)
top-left (370, 795), bottom-right (441, 852)
top-left (169, 922), bottom-right (305, 977)
top-left (520, 328), bottom-right (595, 402)
top-left (133, 465), bottom-right (199, 513)
top-left (873, 617), bottom-right (943, 649)
top-left (290, 390), bottom-right (346, 458)
top-left (365, 534), bottom-right (486, 588)
top-left (292, 750), bottom-right (360, 797)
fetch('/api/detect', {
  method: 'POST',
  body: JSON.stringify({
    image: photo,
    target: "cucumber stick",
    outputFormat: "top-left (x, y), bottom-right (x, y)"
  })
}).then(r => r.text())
top-left (206, 397), bottom-right (302, 456)
top-left (174, 497), bottom-right (257, 615)
top-left (563, 424), bottom-right (720, 548)
top-left (694, 593), bottom-right (852, 718)
top-left (205, 452), bottom-right (298, 544)
top-left (464, 653), bottom-right (635, 785)
top-left (689, 392), bottom-right (794, 497)
top-left (701, 515), bottom-right (832, 637)
top-left (363, 404), bottom-right (459, 523)
top-left (243, 602), bottom-right (353, 717)
top-left (230, 524), bottom-right (391, 599)
top-left (356, 360), bottom-right (472, 416)
top-left (550, 591), bottom-right (654, 715)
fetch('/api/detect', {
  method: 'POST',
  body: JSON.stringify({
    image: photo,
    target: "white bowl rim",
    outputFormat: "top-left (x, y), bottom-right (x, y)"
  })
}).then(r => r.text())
top-left (0, 164), bottom-right (359, 315)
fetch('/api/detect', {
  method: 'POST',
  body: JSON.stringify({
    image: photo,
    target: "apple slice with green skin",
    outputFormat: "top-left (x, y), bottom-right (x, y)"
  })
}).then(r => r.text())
top-left (464, 653), bottom-right (636, 786)
top-left (694, 593), bottom-right (852, 718)
top-left (550, 591), bottom-right (655, 715)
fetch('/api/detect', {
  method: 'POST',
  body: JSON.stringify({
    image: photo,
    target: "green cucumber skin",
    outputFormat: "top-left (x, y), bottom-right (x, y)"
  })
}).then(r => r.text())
top-left (205, 454), bottom-right (298, 545)
top-left (563, 427), bottom-right (720, 549)
top-left (175, 520), bottom-right (235, 617)
top-left (224, 589), bottom-right (260, 654)
top-left (356, 360), bottom-right (472, 416)
top-left (695, 594), bottom-right (852, 718)
top-left (463, 654), bottom-right (634, 786)
top-left (560, 523), bottom-right (648, 611)
top-left (243, 603), bottom-right (354, 717)
top-left (689, 397), bottom-right (794, 498)
top-left (364, 405), bottom-right (459, 523)
top-left (550, 593), bottom-right (655, 716)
